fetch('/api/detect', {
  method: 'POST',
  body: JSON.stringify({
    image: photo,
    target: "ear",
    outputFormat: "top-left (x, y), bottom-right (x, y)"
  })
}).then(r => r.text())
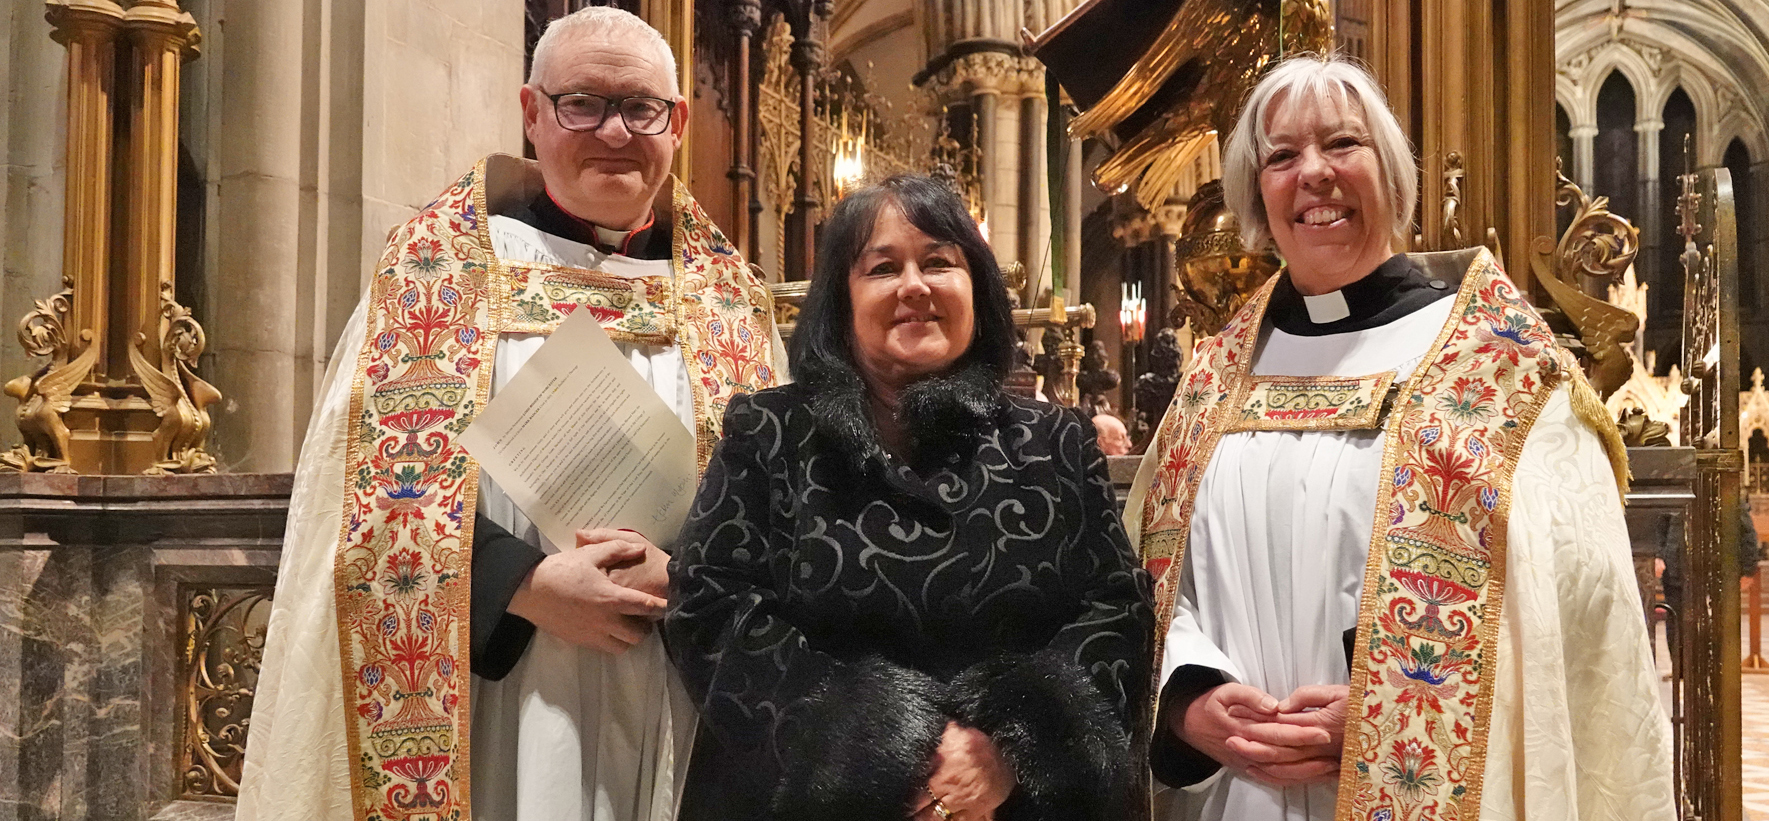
top-left (669, 98), bottom-right (689, 148)
top-left (519, 85), bottom-right (544, 145)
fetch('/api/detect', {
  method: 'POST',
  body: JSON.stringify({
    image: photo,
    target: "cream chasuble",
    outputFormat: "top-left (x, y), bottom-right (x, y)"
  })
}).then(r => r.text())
top-left (238, 156), bottom-right (779, 821)
top-left (1130, 249), bottom-right (1674, 821)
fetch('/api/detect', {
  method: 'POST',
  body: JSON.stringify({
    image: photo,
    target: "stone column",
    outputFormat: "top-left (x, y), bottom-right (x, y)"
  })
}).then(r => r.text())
top-left (1571, 124), bottom-right (1597, 195)
top-left (1752, 159), bottom-right (1769, 313)
top-left (980, 87), bottom-right (1020, 267)
top-left (1020, 93), bottom-right (1051, 299)
top-left (1636, 118), bottom-right (1663, 301)
top-left (2, 7), bottom-right (71, 452)
top-left (208, 0), bottom-right (303, 472)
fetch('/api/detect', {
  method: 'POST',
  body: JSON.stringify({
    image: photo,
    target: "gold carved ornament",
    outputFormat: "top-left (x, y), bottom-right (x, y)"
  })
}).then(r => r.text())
top-left (179, 587), bottom-right (272, 799)
top-left (1526, 161), bottom-right (1642, 399)
top-left (130, 281), bottom-right (221, 474)
top-left (1, 276), bottom-right (97, 473)
top-left (1171, 180), bottom-right (1280, 337)
top-left (1064, 0), bottom-right (1333, 211)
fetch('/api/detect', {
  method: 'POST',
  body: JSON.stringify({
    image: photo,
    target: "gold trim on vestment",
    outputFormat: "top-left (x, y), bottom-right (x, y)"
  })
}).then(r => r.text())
top-left (1139, 249), bottom-right (1565, 820)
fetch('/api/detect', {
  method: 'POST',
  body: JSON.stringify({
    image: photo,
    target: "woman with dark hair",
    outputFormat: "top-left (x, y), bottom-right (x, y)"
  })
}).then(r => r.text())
top-left (664, 174), bottom-right (1154, 821)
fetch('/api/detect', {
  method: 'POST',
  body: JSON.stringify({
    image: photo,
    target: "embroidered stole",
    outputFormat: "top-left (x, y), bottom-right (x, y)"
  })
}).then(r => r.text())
top-left (331, 155), bottom-right (776, 821)
top-left (1138, 248), bottom-right (1581, 821)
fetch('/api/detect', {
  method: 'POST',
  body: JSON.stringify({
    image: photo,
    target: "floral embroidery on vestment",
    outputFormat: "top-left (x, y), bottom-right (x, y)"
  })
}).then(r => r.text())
top-left (1137, 249), bottom-right (1578, 821)
top-left (331, 156), bottom-right (775, 821)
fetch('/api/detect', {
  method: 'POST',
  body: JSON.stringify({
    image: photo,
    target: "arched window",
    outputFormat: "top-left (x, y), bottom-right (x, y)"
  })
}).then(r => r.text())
top-left (1659, 88), bottom-right (1697, 318)
top-left (1595, 72), bottom-right (1638, 228)
top-left (1725, 138), bottom-right (1757, 313)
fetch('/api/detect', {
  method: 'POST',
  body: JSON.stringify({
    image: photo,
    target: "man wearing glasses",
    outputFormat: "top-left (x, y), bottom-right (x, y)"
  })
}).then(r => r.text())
top-left (237, 8), bottom-right (781, 821)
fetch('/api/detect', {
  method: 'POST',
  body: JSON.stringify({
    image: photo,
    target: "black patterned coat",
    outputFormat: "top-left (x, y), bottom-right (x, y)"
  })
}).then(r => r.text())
top-left (663, 382), bottom-right (1154, 821)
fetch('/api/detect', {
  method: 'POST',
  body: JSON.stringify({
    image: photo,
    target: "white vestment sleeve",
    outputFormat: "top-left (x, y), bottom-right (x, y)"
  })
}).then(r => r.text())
top-left (770, 324), bottom-right (791, 385)
top-left (236, 295), bottom-right (369, 821)
top-left (1478, 385), bottom-right (1676, 821)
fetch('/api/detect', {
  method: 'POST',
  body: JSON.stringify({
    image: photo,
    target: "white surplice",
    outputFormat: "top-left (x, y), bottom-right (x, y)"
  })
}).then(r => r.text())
top-left (238, 215), bottom-right (783, 821)
top-left (467, 216), bottom-right (700, 821)
top-left (1152, 299), bottom-right (1675, 821)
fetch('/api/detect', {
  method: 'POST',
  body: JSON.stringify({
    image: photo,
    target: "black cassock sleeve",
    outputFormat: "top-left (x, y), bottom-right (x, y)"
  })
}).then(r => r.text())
top-left (470, 512), bottom-right (546, 681)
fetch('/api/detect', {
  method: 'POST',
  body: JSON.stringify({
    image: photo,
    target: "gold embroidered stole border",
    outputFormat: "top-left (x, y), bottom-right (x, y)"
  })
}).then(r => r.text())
top-left (1227, 371), bottom-right (1396, 432)
top-left (1137, 252), bottom-right (1562, 820)
top-left (332, 161), bottom-right (773, 821)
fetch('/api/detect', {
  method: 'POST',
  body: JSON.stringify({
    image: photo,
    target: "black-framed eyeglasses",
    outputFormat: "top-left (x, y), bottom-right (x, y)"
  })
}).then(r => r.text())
top-left (543, 91), bottom-right (675, 135)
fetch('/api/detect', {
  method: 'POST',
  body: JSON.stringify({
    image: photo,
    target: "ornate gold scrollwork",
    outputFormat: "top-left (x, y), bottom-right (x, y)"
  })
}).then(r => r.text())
top-left (131, 282), bottom-right (220, 474)
top-left (1066, 0), bottom-right (1332, 210)
top-left (179, 586), bottom-right (272, 799)
top-left (1, 275), bottom-right (95, 473)
top-left (1528, 161), bottom-right (1642, 398)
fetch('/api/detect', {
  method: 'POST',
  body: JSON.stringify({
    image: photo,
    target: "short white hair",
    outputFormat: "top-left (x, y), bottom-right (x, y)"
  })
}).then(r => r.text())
top-left (528, 6), bottom-right (680, 98)
top-left (1221, 54), bottom-right (1417, 251)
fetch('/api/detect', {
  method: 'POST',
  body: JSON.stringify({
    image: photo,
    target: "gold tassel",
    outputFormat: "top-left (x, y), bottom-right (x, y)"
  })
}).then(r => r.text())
top-left (1563, 354), bottom-right (1632, 497)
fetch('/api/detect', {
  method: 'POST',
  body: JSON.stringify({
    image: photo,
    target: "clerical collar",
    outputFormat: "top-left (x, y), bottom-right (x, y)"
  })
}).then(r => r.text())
top-left (511, 188), bottom-right (670, 260)
top-left (1267, 254), bottom-right (1458, 337)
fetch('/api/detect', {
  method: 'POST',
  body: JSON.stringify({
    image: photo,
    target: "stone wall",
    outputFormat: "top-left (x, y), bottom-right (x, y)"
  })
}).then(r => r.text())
top-left (179, 0), bottom-right (525, 475)
top-left (0, 473), bottom-right (291, 821)
top-left (0, 0), bottom-right (68, 453)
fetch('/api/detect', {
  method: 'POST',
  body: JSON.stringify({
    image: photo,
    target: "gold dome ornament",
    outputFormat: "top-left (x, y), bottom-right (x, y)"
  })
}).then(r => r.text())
top-left (1171, 180), bottom-right (1281, 337)
top-left (1028, 0), bottom-right (1333, 211)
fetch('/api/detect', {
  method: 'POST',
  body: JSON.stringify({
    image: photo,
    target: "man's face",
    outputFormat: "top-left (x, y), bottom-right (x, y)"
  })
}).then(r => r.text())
top-left (520, 33), bottom-right (685, 230)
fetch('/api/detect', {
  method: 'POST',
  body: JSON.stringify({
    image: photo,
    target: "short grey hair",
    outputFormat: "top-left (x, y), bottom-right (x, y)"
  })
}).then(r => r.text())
top-left (528, 6), bottom-right (680, 98)
top-left (1221, 54), bottom-right (1417, 251)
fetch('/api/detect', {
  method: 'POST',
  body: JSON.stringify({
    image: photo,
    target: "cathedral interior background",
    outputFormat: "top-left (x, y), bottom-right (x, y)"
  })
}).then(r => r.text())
top-left (0, 0), bottom-right (1767, 818)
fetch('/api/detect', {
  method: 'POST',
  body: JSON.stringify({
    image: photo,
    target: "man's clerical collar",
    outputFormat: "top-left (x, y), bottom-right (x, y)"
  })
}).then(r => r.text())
top-left (1268, 253), bottom-right (1458, 337)
top-left (518, 187), bottom-right (668, 260)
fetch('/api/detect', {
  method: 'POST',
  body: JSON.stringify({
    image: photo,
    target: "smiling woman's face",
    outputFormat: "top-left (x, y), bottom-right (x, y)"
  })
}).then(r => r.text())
top-left (848, 203), bottom-right (975, 394)
top-left (1258, 90), bottom-right (1395, 294)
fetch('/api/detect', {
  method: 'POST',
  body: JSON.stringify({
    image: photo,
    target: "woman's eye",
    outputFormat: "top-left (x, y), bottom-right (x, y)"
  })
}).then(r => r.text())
top-left (1264, 150), bottom-right (1297, 166)
top-left (925, 257), bottom-right (955, 270)
top-left (867, 262), bottom-right (896, 277)
top-left (1329, 137), bottom-right (1362, 150)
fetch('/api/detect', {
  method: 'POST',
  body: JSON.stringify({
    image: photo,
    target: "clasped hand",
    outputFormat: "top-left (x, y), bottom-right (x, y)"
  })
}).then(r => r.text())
top-left (1177, 682), bottom-right (1348, 788)
top-left (909, 723), bottom-right (1014, 821)
top-left (506, 528), bottom-right (670, 655)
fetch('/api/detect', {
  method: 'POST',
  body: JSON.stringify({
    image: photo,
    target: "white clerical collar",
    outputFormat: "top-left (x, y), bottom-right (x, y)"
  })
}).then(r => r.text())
top-left (593, 223), bottom-right (638, 252)
top-left (1302, 290), bottom-right (1352, 324)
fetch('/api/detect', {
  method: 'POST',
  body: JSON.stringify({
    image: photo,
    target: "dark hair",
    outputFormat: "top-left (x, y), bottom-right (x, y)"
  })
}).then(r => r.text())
top-left (788, 174), bottom-right (1017, 464)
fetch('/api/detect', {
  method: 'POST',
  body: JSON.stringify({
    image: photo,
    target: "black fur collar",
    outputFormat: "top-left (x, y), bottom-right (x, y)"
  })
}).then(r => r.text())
top-left (807, 357), bottom-right (1004, 470)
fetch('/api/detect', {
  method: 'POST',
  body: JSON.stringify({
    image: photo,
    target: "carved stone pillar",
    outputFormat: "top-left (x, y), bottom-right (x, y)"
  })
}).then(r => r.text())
top-left (1571, 123), bottom-right (1598, 193)
top-left (1635, 118), bottom-right (1664, 300)
top-left (1020, 92), bottom-right (1050, 294)
top-left (988, 90), bottom-right (1021, 267)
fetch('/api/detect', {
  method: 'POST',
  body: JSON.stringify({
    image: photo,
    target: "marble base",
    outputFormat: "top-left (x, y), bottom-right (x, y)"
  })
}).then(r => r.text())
top-left (0, 474), bottom-right (291, 821)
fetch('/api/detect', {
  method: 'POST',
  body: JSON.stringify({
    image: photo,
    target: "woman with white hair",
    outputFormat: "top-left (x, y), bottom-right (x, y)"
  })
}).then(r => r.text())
top-left (1127, 54), bottom-right (1675, 821)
